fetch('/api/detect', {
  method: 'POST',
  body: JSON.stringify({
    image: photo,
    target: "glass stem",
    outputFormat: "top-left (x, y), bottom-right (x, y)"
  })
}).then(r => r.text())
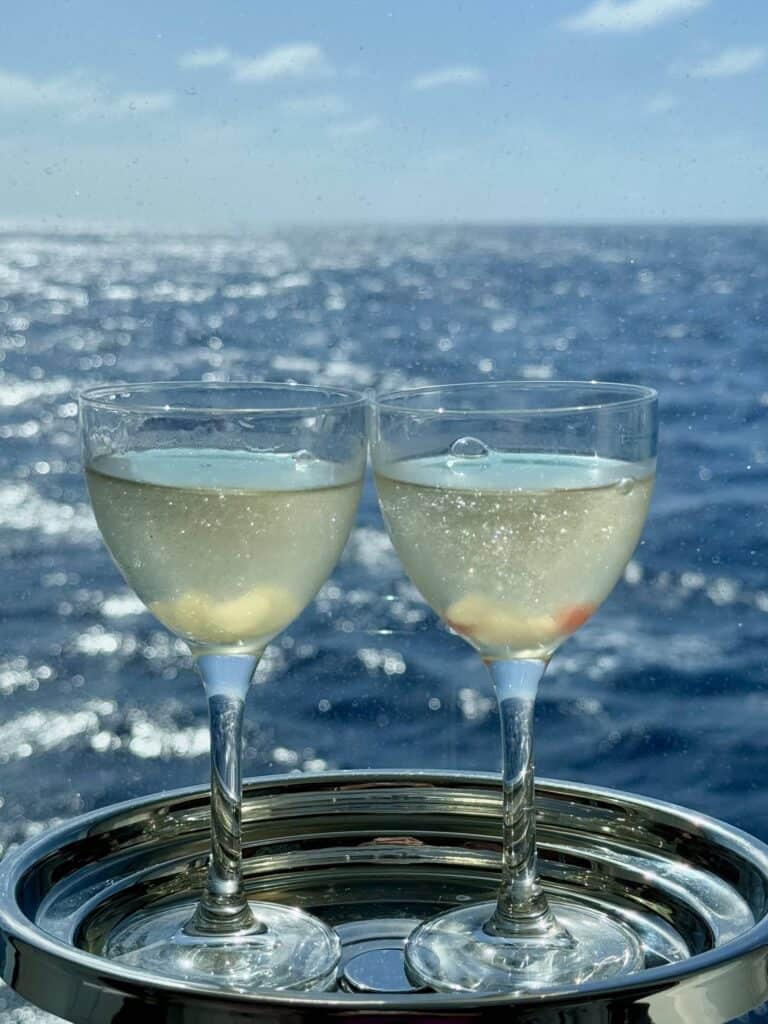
top-left (485, 659), bottom-right (573, 945)
top-left (188, 653), bottom-right (262, 936)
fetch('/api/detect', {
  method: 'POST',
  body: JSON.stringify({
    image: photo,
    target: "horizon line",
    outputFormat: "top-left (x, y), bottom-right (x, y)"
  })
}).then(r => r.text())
top-left (1, 217), bottom-right (767, 236)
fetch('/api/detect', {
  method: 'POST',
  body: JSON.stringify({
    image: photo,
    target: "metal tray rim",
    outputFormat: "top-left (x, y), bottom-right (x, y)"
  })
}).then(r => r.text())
top-left (1, 770), bottom-right (768, 1012)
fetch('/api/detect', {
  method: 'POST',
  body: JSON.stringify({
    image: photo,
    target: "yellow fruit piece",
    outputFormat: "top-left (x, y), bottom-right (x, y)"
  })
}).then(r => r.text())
top-left (151, 585), bottom-right (300, 644)
top-left (445, 593), bottom-right (558, 649)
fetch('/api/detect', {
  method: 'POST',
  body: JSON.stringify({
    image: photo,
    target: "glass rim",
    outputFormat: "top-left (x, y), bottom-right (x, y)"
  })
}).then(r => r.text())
top-left (374, 380), bottom-right (657, 416)
top-left (79, 380), bottom-right (368, 416)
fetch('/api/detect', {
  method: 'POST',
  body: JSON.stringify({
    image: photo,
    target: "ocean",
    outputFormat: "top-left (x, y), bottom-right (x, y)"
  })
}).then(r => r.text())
top-left (0, 224), bottom-right (766, 1020)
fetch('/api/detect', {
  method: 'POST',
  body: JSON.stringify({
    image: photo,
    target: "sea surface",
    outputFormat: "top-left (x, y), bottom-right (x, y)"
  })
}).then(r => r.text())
top-left (0, 225), bottom-right (766, 1021)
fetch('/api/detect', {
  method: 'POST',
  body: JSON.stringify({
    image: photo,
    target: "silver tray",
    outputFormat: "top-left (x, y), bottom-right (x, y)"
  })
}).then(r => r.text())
top-left (1, 771), bottom-right (768, 1022)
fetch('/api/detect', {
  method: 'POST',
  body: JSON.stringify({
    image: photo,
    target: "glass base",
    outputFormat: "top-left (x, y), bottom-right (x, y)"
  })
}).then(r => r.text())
top-left (405, 898), bottom-right (645, 993)
top-left (105, 901), bottom-right (341, 991)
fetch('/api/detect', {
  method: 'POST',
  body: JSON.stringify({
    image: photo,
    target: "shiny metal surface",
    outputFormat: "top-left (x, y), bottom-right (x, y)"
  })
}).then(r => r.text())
top-left (0, 771), bottom-right (767, 1022)
top-left (342, 947), bottom-right (417, 993)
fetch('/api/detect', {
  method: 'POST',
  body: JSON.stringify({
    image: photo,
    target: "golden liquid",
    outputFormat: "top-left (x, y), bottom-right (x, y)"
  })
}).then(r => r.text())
top-left (375, 453), bottom-right (654, 660)
top-left (87, 448), bottom-right (362, 652)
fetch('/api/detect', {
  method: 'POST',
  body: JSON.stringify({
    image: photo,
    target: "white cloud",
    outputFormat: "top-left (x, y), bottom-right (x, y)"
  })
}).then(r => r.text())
top-left (0, 69), bottom-right (174, 119)
top-left (233, 43), bottom-right (330, 83)
top-left (328, 117), bottom-right (380, 138)
top-left (645, 93), bottom-right (679, 113)
top-left (178, 47), bottom-right (232, 70)
top-left (409, 65), bottom-right (488, 90)
top-left (562, 0), bottom-right (708, 33)
top-left (0, 70), bottom-right (95, 110)
top-left (278, 94), bottom-right (346, 116)
top-left (685, 46), bottom-right (766, 78)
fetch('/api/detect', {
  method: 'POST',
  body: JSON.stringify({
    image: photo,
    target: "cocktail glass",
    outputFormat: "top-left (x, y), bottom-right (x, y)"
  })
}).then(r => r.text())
top-left (371, 381), bottom-right (657, 992)
top-left (80, 381), bottom-right (367, 991)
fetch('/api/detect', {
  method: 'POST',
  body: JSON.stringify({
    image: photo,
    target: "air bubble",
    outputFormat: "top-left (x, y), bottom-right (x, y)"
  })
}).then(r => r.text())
top-left (616, 478), bottom-right (634, 495)
top-left (449, 437), bottom-right (489, 459)
top-left (294, 449), bottom-right (314, 470)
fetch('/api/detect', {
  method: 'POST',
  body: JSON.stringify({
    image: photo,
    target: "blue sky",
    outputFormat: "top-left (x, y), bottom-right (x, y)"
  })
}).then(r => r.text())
top-left (1, 0), bottom-right (766, 227)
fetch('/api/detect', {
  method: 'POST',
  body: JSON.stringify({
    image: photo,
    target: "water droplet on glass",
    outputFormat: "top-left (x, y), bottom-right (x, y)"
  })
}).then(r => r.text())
top-left (450, 437), bottom-right (489, 459)
top-left (616, 477), bottom-right (634, 495)
top-left (294, 449), bottom-right (314, 470)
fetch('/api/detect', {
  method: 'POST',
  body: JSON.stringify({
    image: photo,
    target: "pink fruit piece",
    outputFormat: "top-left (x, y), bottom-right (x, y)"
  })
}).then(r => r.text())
top-left (555, 603), bottom-right (597, 634)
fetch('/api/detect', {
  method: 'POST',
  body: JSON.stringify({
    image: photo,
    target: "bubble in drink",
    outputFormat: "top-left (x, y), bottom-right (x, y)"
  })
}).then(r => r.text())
top-left (450, 437), bottom-right (490, 459)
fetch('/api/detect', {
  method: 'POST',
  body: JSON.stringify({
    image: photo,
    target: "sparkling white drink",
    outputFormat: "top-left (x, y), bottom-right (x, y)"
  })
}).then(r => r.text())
top-left (375, 452), bottom-right (654, 660)
top-left (87, 447), bottom-right (362, 652)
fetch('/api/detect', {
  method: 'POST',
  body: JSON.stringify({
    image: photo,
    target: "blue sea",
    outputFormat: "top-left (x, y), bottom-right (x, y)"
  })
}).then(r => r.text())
top-left (0, 225), bottom-right (766, 1020)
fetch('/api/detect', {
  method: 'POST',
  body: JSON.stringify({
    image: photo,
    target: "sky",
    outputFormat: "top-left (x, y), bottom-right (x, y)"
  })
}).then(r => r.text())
top-left (0, 0), bottom-right (766, 228)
